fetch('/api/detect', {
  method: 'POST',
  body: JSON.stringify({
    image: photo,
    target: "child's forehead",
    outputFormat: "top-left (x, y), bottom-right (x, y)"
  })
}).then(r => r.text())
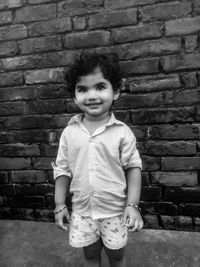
top-left (76, 67), bottom-right (108, 86)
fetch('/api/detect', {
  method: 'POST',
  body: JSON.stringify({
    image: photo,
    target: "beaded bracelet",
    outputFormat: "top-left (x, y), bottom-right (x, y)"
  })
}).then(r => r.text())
top-left (126, 203), bottom-right (141, 213)
top-left (53, 205), bottom-right (67, 215)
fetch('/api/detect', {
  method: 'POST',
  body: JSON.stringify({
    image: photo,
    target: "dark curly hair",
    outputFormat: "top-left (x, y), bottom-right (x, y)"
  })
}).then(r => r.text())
top-left (65, 52), bottom-right (122, 97)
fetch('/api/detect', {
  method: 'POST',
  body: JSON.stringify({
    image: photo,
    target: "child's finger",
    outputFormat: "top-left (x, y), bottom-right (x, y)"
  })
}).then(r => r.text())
top-left (129, 220), bottom-right (139, 232)
top-left (122, 213), bottom-right (128, 226)
top-left (138, 220), bottom-right (144, 230)
top-left (64, 212), bottom-right (71, 223)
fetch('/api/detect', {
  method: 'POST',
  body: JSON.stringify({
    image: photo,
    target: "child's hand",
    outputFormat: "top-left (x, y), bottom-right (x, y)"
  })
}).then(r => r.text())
top-left (54, 205), bottom-right (71, 231)
top-left (122, 206), bottom-right (143, 232)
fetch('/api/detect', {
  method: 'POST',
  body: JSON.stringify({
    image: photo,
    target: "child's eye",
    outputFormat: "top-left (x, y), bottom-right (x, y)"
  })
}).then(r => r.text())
top-left (96, 85), bottom-right (105, 91)
top-left (77, 87), bottom-right (87, 93)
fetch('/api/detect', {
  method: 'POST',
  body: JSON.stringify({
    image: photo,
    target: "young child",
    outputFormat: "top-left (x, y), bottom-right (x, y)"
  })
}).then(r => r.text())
top-left (52, 53), bottom-right (143, 267)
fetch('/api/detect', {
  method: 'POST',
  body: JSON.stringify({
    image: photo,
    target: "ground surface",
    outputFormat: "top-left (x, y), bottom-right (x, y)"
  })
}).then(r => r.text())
top-left (0, 220), bottom-right (200, 267)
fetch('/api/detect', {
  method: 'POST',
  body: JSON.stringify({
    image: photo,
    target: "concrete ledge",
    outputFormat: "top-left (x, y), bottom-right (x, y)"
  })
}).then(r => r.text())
top-left (0, 220), bottom-right (200, 267)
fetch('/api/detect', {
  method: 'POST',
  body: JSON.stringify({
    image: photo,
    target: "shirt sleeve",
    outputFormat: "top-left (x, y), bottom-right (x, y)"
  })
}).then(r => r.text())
top-left (120, 126), bottom-right (142, 170)
top-left (52, 129), bottom-right (72, 180)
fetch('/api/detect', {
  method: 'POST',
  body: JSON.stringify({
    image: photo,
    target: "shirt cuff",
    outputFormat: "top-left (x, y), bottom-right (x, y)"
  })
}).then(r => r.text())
top-left (51, 162), bottom-right (72, 180)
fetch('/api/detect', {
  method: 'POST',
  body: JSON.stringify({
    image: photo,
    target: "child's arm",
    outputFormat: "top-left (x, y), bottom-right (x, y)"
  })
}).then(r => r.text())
top-left (123, 167), bottom-right (143, 231)
top-left (54, 175), bottom-right (71, 231)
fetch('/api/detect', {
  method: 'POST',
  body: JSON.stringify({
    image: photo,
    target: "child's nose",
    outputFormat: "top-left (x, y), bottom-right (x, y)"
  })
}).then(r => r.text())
top-left (87, 89), bottom-right (97, 99)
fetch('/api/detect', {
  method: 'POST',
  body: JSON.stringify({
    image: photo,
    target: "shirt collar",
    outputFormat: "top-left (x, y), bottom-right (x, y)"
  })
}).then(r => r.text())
top-left (68, 112), bottom-right (124, 127)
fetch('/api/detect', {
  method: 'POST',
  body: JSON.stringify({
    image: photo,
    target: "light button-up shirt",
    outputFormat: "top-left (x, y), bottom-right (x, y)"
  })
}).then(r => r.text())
top-left (53, 113), bottom-right (142, 219)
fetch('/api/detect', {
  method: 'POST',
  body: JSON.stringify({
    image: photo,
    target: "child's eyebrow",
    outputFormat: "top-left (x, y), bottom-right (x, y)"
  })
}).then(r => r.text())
top-left (76, 82), bottom-right (107, 89)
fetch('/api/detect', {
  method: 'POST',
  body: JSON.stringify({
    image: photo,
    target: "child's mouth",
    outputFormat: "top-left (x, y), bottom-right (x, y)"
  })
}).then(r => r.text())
top-left (85, 103), bottom-right (102, 108)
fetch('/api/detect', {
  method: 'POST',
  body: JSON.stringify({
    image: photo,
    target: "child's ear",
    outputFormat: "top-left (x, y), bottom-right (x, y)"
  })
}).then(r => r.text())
top-left (113, 90), bottom-right (120, 101)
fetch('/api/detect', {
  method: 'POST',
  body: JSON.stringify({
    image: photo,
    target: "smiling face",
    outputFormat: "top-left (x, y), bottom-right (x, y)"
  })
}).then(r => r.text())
top-left (74, 67), bottom-right (119, 121)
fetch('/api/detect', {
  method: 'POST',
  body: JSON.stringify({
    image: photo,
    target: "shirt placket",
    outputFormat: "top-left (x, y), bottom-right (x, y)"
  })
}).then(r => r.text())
top-left (88, 135), bottom-right (96, 217)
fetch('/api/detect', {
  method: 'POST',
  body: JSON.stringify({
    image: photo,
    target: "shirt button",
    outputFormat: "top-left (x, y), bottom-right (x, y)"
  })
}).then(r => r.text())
top-left (89, 138), bottom-right (94, 142)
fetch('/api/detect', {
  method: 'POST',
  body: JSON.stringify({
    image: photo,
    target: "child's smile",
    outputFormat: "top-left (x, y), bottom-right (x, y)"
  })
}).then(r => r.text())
top-left (74, 67), bottom-right (119, 121)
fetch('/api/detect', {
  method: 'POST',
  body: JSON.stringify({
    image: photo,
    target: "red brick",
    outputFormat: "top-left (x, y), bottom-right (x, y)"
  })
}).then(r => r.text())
top-left (161, 157), bottom-right (200, 171)
top-left (28, 18), bottom-right (72, 36)
top-left (11, 170), bottom-right (47, 183)
top-left (194, 218), bottom-right (200, 231)
top-left (0, 10), bottom-right (12, 25)
top-left (131, 107), bottom-right (195, 124)
top-left (20, 36), bottom-right (62, 55)
top-left (28, 0), bottom-right (55, 3)
top-left (15, 184), bottom-right (35, 195)
top-left (58, 0), bottom-right (103, 17)
top-left (42, 144), bottom-right (58, 157)
top-left (0, 185), bottom-right (15, 196)
top-left (193, 0), bottom-right (200, 14)
top-left (184, 35), bottom-right (198, 52)
top-left (151, 172), bottom-right (198, 187)
top-left (11, 207), bottom-right (35, 220)
top-left (73, 16), bottom-right (87, 31)
top-left (0, 72), bottom-right (23, 87)
top-left (25, 68), bottom-right (65, 84)
top-left (24, 99), bottom-right (66, 115)
top-left (164, 187), bottom-right (200, 203)
top-left (0, 101), bottom-right (24, 116)
top-left (165, 17), bottom-right (200, 36)
top-left (0, 0), bottom-right (23, 9)
top-left (115, 92), bottom-right (162, 109)
top-left (0, 207), bottom-right (11, 219)
top-left (141, 2), bottom-right (191, 22)
top-left (35, 209), bottom-right (54, 222)
top-left (36, 84), bottom-right (71, 99)
top-left (125, 74), bottom-right (180, 93)
top-left (141, 186), bottom-right (161, 201)
top-left (105, 0), bottom-right (158, 10)
top-left (143, 214), bottom-right (160, 229)
top-left (15, 4), bottom-right (56, 23)
top-left (0, 171), bottom-right (9, 183)
top-left (113, 110), bottom-right (131, 124)
top-left (163, 53), bottom-right (200, 72)
top-left (0, 24), bottom-right (27, 41)
top-left (35, 184), bottom-right (54, 195)
top-left (32, 157), bottom-right (54, 170)
top-left (89, 8), bottom-right (137, 29)
top-left (180, 72), bottom-right (198, 88)
top-left (1, 51), bottom-right (78, 70)
top-left (179, 203), bottom-right (200, 217)
top-left (196, 106), bottom-right (200, 121)
top-left (122, 38), bottom-right (181, 59)
top-left (141, 201), bottom-right (178, 215)
top-left (160, 215), bottom-right (193, 231)
top-left (120, 58), bottom-right (159, 75)
top-left (64, 30), bottom-right (110, 49)
top-left (130, 126), bottom-right (147, 141)
top-left (1, 144), bottom-right (40, 157)
top-left (142, 156), bottom-right (160, 171)
top-left (112, 22), bottom-right (162, 44)
top-left (0, 41), bottom-right (18, 57)
top-left (0, 158), bottom-right (31, 170)
top-left (0, 195), bottom-right (9, 206)
top-left (144, 141), bottom-right (196, 156)
top-left (163, 89), bottom-right (200, 107)
top-left (141, 172), bottom-right (151, 185)
top-left (23, 196), bottom-right (45, 208)
top-left (148, 124), bottom-right (200, 140)
top-left (0, 129), bottom-right (50, 144)
top-left (0, 86), bottom-right (36, 101)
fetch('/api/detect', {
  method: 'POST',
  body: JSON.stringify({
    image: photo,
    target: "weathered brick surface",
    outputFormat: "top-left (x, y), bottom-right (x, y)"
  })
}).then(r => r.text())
top-left (89, 8), bottom-right (137, 29)
top-left (0, 0), bottom-right (199, 231)
top-left (165, 17), bottom-right (200, 36)
top-left (15, 4), bottom-right (56, 23)
top-left (141, 2), bottom-right (191, 22)
top-left (112, 22), bottom-right (162, 44)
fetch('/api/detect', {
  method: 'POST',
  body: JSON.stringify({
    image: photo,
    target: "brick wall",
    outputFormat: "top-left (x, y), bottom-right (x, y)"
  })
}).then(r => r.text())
top-left (0, 0), bottom-right (200, 231)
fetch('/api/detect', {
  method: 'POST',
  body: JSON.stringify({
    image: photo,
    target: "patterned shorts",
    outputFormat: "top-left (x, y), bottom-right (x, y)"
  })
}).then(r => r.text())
top-left (69, 212), bottom-right (128, 250)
